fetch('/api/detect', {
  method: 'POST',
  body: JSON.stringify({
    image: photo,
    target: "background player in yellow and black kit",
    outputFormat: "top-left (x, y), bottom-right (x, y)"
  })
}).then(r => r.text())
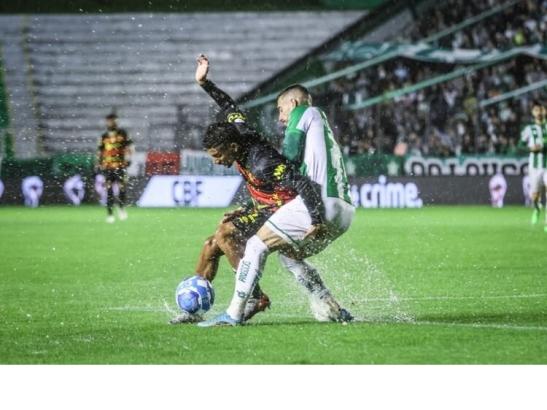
top-left (96, 113), bottom-right (134, 223)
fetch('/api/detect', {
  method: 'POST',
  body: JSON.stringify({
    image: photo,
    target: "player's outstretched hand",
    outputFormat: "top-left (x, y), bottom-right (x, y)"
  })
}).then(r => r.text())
top-left (195, 54), bottom-right (209, 85)
top-left (303, 224), bottom-right (328, 241)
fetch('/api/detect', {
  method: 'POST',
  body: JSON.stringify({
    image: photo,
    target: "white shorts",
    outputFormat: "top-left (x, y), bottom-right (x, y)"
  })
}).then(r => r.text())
top-left (265, 196), bottom-right (355, 258)
top-left (529, 169), bottom-right (545, 195)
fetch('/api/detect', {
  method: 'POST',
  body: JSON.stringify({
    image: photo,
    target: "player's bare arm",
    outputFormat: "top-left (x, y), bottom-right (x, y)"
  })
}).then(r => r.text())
top-left (95, 139), bottom-right (104, 172)
top-left (95, 150), bottom-right (102, 171)
top-left (124, 142), bottom-right (135, 166)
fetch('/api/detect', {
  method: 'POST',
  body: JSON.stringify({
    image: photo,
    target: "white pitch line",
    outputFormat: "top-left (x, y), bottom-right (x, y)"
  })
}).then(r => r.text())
top-left (102, 307), bottom-right (547, 332)
top-left (106, 306), bottom-right (168, 312)
top-left (397, 293), bottom-right (547, 302)
top-left (104, 291), bottom-right (547, 312)
top-left (273, 293), bottom-right (547, 306)
top-left (255, 314), bottom-right (547, 332)
top-left (413, 320), bottom-right (547, 332)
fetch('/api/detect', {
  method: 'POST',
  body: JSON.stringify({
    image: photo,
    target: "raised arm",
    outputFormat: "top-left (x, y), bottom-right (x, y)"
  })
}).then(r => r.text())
top-left (195, 54), bottom-right (238, 113)
top-left (119, 129), bottom-right (134, 166)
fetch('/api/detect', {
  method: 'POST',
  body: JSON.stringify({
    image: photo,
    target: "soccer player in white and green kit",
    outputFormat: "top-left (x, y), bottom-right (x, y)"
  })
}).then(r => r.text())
top-left (520, 100), bottom-right (546, 229)
top-left (200, 84), bottom-right (355, 326)
top-left (278, 85), bottom-right (353, 207)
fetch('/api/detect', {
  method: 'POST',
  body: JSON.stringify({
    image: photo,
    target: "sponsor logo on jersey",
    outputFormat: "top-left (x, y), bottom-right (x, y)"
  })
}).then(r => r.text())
top-left (227, 112), bottom-right (246, 123)
top-left (273, 164), bottom-right (286, 180)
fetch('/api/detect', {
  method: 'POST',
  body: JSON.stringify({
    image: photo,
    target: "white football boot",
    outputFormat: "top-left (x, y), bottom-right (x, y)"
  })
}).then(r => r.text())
top-left (309, 289), bottom-right (353, 323)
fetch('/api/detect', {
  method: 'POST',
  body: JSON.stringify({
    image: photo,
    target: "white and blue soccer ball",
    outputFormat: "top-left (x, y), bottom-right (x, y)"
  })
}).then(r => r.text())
top-left (175, 275), bottom-right (215, 314)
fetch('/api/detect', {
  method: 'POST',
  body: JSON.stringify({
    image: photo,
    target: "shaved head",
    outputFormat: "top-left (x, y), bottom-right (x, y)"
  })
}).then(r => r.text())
top-left (276, 84), bottom-right (313, 125)
top-left (277, 84), bottom-right (312, 106)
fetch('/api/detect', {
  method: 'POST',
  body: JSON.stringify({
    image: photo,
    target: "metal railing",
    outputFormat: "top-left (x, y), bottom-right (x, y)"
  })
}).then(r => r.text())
top-left (479, 78), bottom-right (547, 109)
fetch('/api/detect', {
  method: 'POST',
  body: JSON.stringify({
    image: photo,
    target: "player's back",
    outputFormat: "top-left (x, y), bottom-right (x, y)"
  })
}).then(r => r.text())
top-left (236, 143), bottom-right (297, 208)
top-left (286, 105), bottom-right (352, 204)
top-left (99, 128), bottom-right (131, 170)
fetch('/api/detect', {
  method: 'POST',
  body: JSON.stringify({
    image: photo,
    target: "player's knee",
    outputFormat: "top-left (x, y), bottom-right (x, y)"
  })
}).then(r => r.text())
top-left (204, 235), bottom-right (217, 248)
top-left (245, 235), bottom-right (269, 259)
top-left (215, 222), bottom-right (235, 245)
top-left (278, 253), bottom-right (297, 270)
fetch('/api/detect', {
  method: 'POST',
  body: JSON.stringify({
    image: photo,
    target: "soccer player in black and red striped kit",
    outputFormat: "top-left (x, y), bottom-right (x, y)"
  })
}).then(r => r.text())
top-left (171, 56), bottom-right (283, 323)
top-left (96, 114), bottom-right (134, 223)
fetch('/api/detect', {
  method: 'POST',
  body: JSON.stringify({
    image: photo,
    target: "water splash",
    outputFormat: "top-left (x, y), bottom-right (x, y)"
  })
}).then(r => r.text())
top-left (304, 247), bottom-right (415, 323)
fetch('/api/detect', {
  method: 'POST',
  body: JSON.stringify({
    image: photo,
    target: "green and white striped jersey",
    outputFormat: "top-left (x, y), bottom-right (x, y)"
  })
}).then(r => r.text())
top-left (520, 122), bottom-right (547, 170)
top-left (283, 104), bottom-right (352, 204)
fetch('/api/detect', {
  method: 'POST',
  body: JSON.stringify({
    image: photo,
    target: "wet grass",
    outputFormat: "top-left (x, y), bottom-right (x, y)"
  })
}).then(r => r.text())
top-left (1, 206), bottom-right (546, 363)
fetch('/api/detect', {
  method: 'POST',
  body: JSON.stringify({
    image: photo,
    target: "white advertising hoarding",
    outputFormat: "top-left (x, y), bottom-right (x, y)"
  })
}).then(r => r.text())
top-left (137, 175), bottom-right (242, 207)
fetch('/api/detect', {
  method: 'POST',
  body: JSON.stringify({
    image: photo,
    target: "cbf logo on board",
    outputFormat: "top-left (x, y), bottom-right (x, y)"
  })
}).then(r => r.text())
top-left (351, 175), bottom-right (423, 208)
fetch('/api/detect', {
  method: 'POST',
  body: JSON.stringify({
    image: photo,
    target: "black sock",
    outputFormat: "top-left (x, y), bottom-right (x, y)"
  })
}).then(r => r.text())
top-left (107, 186), bottom-right (114, 215)
top-left (251, 283), bottom-right (263, 299)
top-left (118, 187), bottom-right (127, 208)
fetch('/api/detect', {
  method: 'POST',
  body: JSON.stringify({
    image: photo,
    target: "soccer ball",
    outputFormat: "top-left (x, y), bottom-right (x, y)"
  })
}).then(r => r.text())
top-left (175, 275), bottom-right (215, 314)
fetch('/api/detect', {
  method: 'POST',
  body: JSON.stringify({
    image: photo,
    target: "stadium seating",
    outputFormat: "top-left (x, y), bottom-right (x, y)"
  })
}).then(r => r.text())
top-left (295, 0), bottom-right (546, 156)
top-left (0, 12), bottom-right (363, 155)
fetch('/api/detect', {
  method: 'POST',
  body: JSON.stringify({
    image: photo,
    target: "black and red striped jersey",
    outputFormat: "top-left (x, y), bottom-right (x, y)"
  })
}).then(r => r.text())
top-left (98, 128), bottom-right (132, 170)
top-left (200, 79), bottom-right (325, 224)
top-left (235, 143), bottom-right (324, 225)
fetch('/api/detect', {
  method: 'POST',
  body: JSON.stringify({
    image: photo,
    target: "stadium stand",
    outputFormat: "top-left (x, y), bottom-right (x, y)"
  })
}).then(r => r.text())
top-left (1, 0), bottom-right (545, 160)
top-left (0, 12), bottom-right (364, 156)
top-left (323, 0), bottom-right (546, 156)
top-left (0, 19), bottom-right (41, 158)
top-left (0, 45), bottom-right (12, 161)
top-left (403, 0), bottom-right (544, 49)
top-left (0, 48), bottom-right (9, 129)
top-left (242, 0), bottom-right (547, 157)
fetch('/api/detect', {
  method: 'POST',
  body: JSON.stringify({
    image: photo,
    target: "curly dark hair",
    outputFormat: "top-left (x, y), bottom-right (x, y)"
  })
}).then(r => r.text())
top-left (203, 122), bottom-right (263, 150)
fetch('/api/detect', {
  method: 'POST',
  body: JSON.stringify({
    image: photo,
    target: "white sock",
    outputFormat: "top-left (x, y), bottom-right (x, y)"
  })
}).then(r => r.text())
top-left (226, 236), bottom-right (269, 321)
top-left (279, 254), bottom-right (341, 321)
top-left (278, 254), bottom-right (327, 295)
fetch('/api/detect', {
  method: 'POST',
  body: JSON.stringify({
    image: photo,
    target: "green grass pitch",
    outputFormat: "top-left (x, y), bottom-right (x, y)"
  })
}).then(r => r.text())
top-left (1, 205), bottom-right (546, 364)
